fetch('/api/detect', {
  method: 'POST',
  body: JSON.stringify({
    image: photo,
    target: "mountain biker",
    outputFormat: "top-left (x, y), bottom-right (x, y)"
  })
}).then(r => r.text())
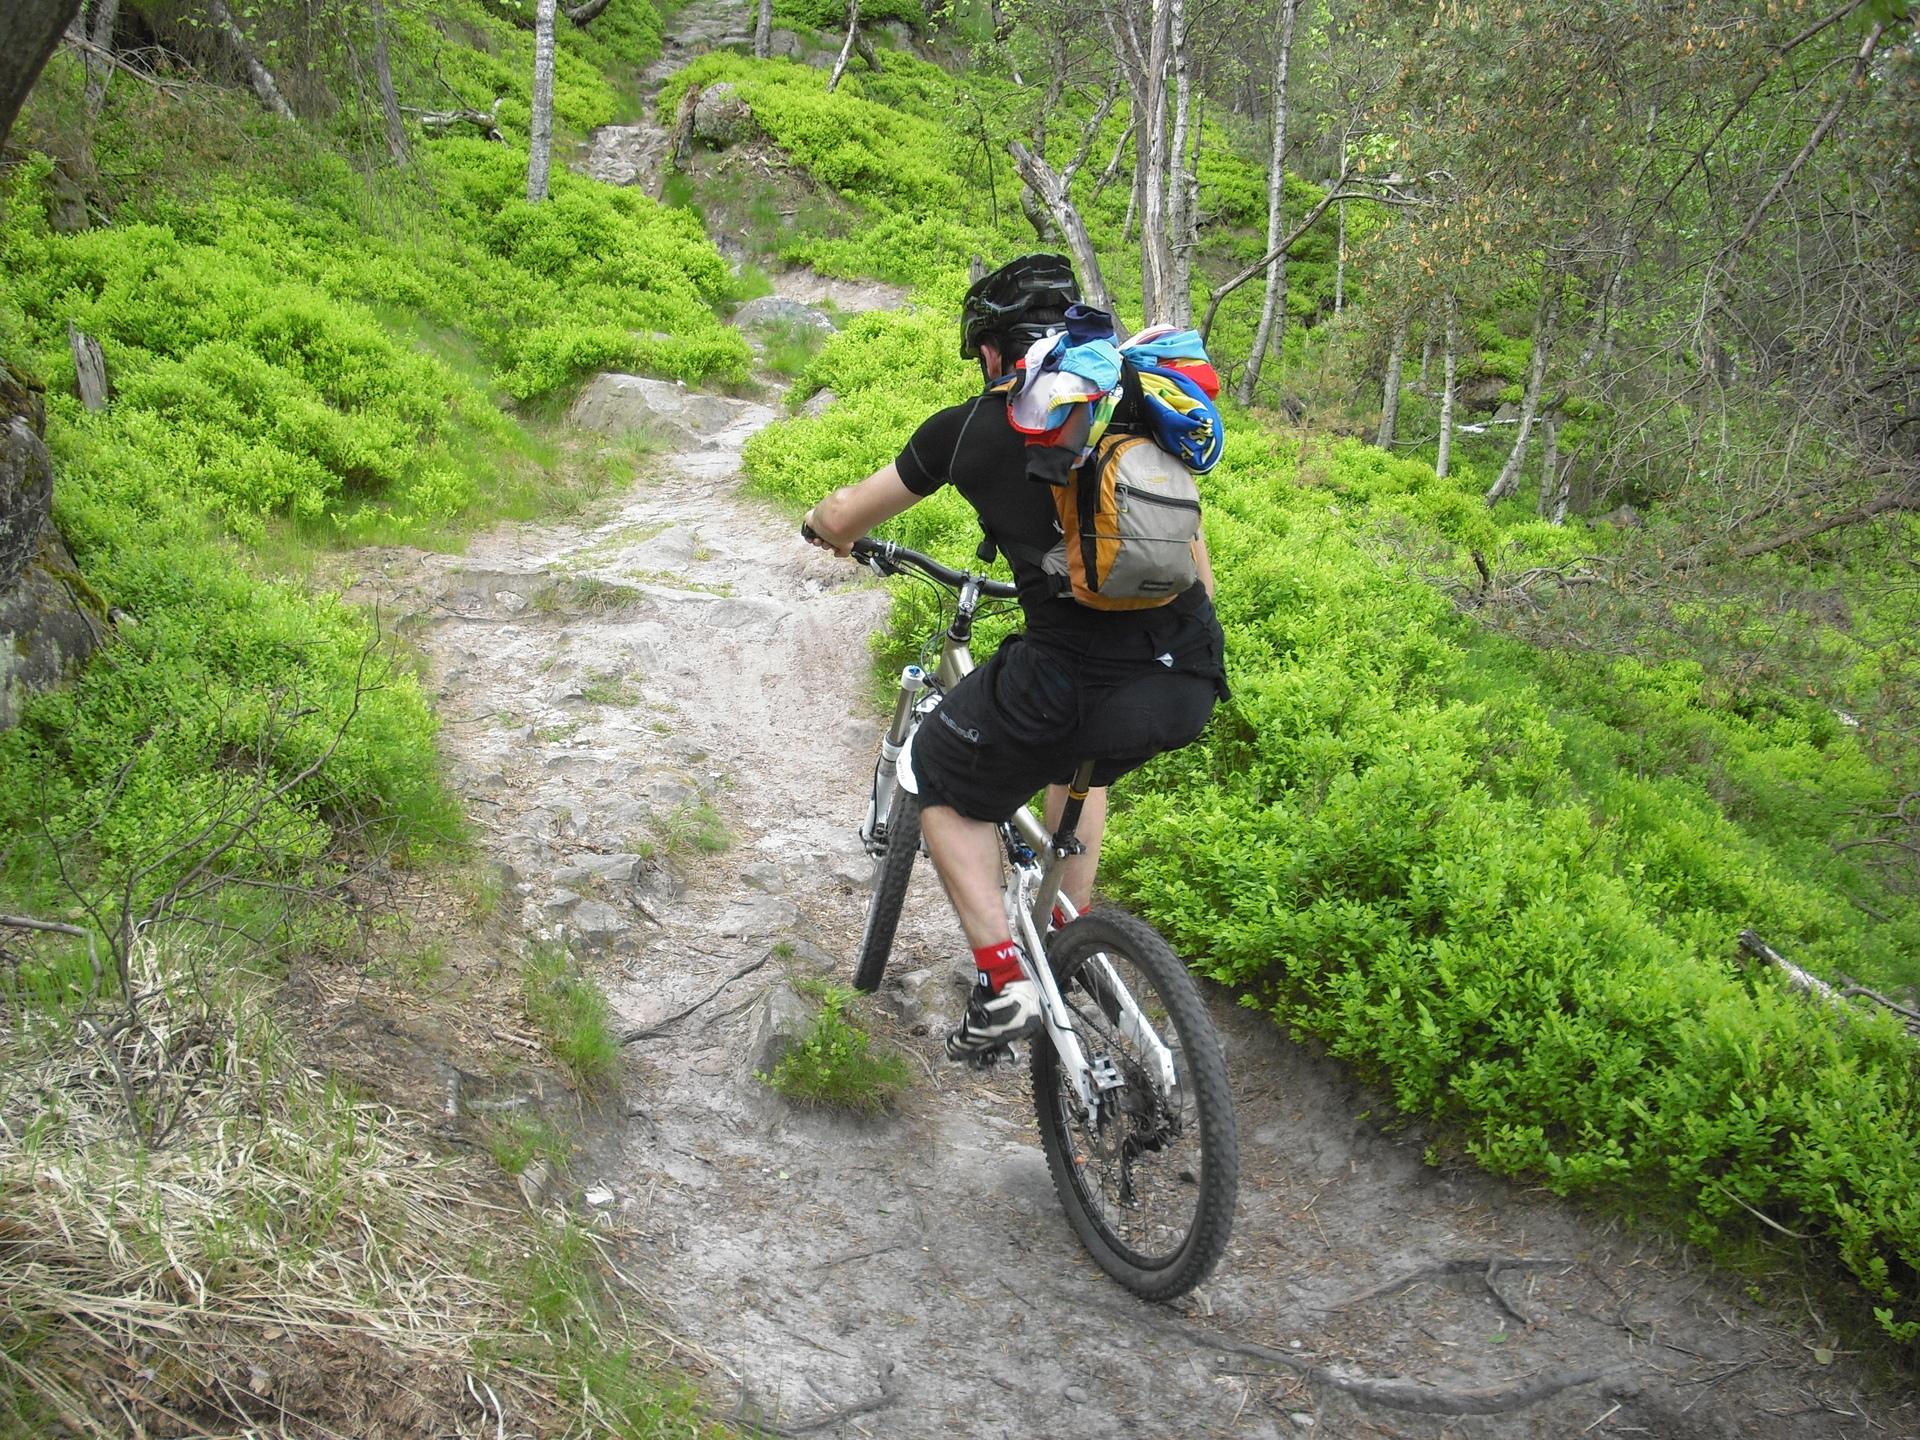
top-left (803, 253), bottom-right (1227, 1061)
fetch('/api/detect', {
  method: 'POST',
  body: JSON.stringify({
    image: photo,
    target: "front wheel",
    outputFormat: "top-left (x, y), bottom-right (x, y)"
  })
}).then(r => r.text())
top-left (852, 792), bottom-right (920, 993)
top-left (1032, 909), bottom-right (1238, 1300)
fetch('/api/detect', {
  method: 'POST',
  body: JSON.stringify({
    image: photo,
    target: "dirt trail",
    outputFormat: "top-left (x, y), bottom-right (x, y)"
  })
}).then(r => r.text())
top-left (339, 12), bottom-right (1911, 1436)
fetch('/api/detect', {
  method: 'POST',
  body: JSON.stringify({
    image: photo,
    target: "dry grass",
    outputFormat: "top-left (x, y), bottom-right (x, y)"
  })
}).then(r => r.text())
top-left (0, 940), bottom-right (716, 1439)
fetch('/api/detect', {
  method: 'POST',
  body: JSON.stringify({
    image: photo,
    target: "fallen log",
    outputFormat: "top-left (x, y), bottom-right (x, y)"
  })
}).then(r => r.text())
top-left (1738, 930), bottom-right (1920, 1040)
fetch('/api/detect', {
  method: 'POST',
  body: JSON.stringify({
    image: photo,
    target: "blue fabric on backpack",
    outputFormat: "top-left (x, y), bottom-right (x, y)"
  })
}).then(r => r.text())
top-left (1132, 360), bottom-right (1224, 473)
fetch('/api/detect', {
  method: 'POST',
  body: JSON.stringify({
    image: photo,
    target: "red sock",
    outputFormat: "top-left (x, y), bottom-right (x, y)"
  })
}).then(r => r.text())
top-left (1050, 902), bottom-right (1090, 929)
top-left (971, 939), bottom-right (1024, 993)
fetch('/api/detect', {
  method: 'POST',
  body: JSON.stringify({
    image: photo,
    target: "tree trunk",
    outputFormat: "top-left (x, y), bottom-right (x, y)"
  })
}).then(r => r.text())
top-left (1164, 0), bottom-right (1193, 327)
top-left (1334, 208), bottom-right (1345, 313)
top-left (1, 0), bottom-right (83, 149)
top-left (1435, 291), bottom-right (1458, 479)
top-left (82, 0), bottom-right (118, 119)
top-left (1135, 0), bottom-right (1175, 322)
top-left (1418, 323), bottom-right (1433, 388)
top-left (206, 0), bottom-right (296, 121)
top-left (1375, 310), bottom-right (1408, 450)
top-left (1541, 420), bottom-right (1573, 524)
top-left (566, 0), bottom-right (612, 23)
top-left (1536, 415), bottom-right (1561, 517)
top-left (826, 0), bottom-right (861, 94)
top-left (1333, 129), bottom-right (1347, 314)
top-left (1236, 0), bottom-right (1299, 407)
top-left (527, 0), bottom-right (557, 201)
top-left (754, 0), bottom-right (771, 56)
top-left (1018, 184), bottom-right (1057, 242)
top-left (67, 322), bottom-right (109, 412)
top-left (369, 0), bottom-right (408, 166)
top-left (1484, 273), bottom-right (1560, 505)
top-left (1008, 140), bottom-right (1113, 313)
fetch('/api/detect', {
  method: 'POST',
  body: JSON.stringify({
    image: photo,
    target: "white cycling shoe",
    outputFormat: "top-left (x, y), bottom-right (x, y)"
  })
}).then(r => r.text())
top-left (946, 978), bottom-right (1042, 1061)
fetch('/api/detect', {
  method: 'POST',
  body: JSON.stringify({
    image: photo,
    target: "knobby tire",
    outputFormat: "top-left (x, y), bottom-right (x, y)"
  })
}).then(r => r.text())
top-left (1033, 908), bottom-right (1238, 1300)
top-left (852, 792), bottom-right (920, 993)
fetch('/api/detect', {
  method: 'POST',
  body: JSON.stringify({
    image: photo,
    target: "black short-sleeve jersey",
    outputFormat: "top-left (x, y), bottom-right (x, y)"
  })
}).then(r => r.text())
top-left (893, 390), bottom-right (1215, 655)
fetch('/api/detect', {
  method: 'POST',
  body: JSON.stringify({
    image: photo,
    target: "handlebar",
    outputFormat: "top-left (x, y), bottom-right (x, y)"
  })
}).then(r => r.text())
top-left (804, 523), bottom-right (1019, 600)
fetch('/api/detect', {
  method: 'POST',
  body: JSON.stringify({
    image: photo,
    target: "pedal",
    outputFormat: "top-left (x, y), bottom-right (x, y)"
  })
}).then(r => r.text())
top-left (962, 1041), bottom-right (1020, 1071)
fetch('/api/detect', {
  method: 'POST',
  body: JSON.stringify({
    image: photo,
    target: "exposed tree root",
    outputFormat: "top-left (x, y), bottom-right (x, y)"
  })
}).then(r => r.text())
top-left (742, 1361), bottom-right (901, 1436)
top-left (1323, 1256), bottom-right (1574, 1327)
top-left (621, 953), bottom-right (769, 1043)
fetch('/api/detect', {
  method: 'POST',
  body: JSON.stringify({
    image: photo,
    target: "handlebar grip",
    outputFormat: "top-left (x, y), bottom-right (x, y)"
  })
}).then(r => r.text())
top-left (801, 520), bottom-right (821, 543)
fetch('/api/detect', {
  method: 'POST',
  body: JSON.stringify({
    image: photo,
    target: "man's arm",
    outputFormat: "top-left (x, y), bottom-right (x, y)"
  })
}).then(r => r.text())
top-left (804, 463), bottom-right (921, 556)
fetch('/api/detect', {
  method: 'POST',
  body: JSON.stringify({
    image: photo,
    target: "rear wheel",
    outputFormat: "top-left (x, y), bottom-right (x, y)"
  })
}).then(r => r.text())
top-left (1032, 909), bottom-right (1237, 1300)
top-left (852, 792), bottom-right (920, 993)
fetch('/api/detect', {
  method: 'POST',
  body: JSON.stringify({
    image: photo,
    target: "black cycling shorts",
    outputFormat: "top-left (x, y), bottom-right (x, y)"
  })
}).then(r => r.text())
top-left (908, 625), bottom-right (1223, 823)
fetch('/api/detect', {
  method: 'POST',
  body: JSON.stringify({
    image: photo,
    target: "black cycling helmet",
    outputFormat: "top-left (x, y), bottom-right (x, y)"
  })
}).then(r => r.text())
top-left (959, 253), bottom-right (1080, 360)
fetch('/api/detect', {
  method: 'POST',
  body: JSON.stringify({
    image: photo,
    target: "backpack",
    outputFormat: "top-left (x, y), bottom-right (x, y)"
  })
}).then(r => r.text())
top-left (993, 319), bottom-right (1223, 612)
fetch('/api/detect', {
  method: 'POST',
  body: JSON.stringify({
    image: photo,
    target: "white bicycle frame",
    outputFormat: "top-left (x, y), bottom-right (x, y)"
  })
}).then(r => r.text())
top-left (880, 577), bottom-right (1179, 1118)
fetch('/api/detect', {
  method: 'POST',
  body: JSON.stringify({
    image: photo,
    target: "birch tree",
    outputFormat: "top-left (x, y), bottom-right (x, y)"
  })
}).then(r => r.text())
top-left (526, 0), bottom-right (557, 202)
top-left (1006, 31), bottom-right (1119, 313)
top-left (1483, 269), bottom-right (1559, 506)
top-left (826, 0), bottom-right (861, 93)
top-left (206, 0), bottom-right (296, 121)
top-left (1236, 0), bottom-right (1300, 406)
top-left (1161, 0), bottom-right (1194, 325)
top-left (1434, 291), bottom-right (1458, 479)
top-left (369, 0), bottom-right (408, 166)
top-left (79, 0), bottom-right (118, 122)
top-left (1374, 309), bottom-right (1408, 450)
top-left (1104, 0), bottom-right (1178, 323)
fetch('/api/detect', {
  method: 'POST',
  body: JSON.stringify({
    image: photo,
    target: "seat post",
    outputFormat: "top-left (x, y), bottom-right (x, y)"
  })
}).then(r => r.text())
top-left (1050, 759), bottom-right (1099, 857)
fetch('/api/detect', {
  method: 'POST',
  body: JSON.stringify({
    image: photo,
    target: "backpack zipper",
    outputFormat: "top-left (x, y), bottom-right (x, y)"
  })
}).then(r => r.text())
top-left (1114, 483), bottom-right (1201, 511)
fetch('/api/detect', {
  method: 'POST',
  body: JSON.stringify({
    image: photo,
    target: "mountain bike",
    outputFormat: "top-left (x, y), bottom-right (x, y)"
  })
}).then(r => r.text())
top-left (822, 530), bottom-right (1238, 1301)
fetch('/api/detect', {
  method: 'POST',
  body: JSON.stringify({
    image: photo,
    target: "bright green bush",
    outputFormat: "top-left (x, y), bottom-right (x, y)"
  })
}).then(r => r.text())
top-left (661, 55), bottom-right (963, 211)
top-left (774, 0), bottom-right (923, 29)
top-left (760, 983), bottom-right (912, 1113)
top-left (0, 41), bottom-right (747, 920)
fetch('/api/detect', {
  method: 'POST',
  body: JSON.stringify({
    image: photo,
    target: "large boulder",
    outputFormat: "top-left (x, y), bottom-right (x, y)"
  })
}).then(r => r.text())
top-left (691, 82), bottom-right (756, 147)
top-left (731, 295), bottom-right (836, 336)
top-left (1, 361), bottom-right (108, 729)
top-left (567, 374), bottom-right (771, 450)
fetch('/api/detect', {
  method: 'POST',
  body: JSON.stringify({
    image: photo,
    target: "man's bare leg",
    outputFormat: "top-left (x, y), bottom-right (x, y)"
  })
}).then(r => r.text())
top-left (919, 800), bottom-right (1045, 1057)
top-left (920, 787), bottom-right (1109, 938)
top-left (1043, 784), bottom-right (1107, 912)
top-left (917, 803), bottom-right (1008, 947)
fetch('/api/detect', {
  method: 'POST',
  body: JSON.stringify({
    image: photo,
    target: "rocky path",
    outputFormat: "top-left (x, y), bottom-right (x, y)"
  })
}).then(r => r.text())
top-left (340, 288), bottom-right (1909, 1437)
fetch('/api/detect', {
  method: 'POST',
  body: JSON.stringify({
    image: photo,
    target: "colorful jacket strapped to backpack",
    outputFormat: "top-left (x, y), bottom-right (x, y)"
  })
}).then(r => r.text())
top-left (993, 312), bottom-right (1223, 611)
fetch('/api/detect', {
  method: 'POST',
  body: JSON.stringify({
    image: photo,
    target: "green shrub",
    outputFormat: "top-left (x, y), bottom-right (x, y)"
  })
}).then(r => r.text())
top-left (521, 942), bottom-right (621, 1088)
top-left (760, 982), bottom-right (911, 1113)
